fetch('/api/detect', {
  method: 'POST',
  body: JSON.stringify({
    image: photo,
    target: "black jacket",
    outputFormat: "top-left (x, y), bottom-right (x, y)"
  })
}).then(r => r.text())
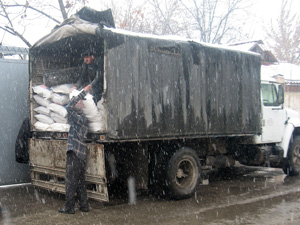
top-left (75, 58), bottom-right (103, 102)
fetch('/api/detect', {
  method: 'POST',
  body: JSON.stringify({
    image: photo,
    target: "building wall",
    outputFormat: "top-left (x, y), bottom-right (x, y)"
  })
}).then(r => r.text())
top-left (0, 58), bottom-right (30, 185)
top-left (284, 85), bottom-right (300, 114)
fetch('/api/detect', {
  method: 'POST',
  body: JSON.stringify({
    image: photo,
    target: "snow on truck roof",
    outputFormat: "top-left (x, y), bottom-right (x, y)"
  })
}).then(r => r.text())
top-left (30, 7), bottom-right (259, 59)
top-left (103, 26), bottom-right (260, 56)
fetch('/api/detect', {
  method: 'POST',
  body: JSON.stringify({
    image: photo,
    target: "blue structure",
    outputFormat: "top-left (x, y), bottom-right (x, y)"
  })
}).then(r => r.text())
top-left (0, 45), bottom-right (30, 185)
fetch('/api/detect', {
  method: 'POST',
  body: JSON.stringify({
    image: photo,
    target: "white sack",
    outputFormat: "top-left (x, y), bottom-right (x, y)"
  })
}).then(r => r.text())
top-left (88, 122), bottom-right (106, 132)
top-left (70, 89), bottom-right (105, 132)
top-left (34, 121), bottom-right (49, 131)
top-left (32, 85), bottom-right (52, 99)
top-left (50, 112), bottom-right (68, 124)
top-left (33, 95), bottom-right (51, 107)
top-left (51, 93), bottom-right (70, 105)
top-left (34, 114), bottom-right (54, 125)
top-left (47, 123), bottom-right (70, 132)
top-left (97, 98), bottom-right (107, 131)
top-left (69, 89), bottom-right (82, 101)
top-left (82, 94), bottom-right (102, 122)
top-left (34, 106), bottom-right (50, 116)
top-left (51, 84), bottom-right (74, 94)
top-left (48, 103), bottom-right (68, 118)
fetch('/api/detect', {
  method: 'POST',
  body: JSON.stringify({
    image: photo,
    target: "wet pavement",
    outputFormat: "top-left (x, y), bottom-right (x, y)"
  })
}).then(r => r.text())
top-left (1, 165), bottom-right (300, 225)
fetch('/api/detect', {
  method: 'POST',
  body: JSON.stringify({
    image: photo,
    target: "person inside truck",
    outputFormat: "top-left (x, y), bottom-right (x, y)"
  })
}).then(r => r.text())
top-left (59, 85), bottom-right (91, 214)
top-left (72, 47), bottom-right (103, 104)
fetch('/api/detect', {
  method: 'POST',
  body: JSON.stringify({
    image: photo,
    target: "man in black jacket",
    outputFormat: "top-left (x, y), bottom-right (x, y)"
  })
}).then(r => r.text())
top-left (59, 86), bottom-right (91, 214)
top-left (73, 48), bottom-right (103, 104)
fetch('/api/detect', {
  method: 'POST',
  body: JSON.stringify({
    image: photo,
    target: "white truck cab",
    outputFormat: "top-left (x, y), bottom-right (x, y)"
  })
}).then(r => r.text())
top-left (258, 80), bottom-right (285, 143)
top-left (252, 66), bottom-right (300, 175)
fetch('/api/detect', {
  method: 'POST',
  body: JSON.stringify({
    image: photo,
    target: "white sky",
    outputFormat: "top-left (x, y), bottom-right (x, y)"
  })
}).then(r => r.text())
top-left (248, 0), bottom-right (291, 40)
top-left (0, 0), bottom-right (299, 48)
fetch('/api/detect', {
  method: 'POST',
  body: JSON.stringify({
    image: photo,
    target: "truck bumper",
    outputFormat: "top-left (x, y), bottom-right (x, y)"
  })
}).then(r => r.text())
top-left (29, 139), bottom-right (109, 202)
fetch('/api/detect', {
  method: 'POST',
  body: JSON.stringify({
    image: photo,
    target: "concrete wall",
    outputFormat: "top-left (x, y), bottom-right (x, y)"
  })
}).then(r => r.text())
top-left (285, 92), bottom-right (300, 114)
top-left (284, 84), bottom-right (300, 116)
top-left (0, 58), bottom-right (30, 185)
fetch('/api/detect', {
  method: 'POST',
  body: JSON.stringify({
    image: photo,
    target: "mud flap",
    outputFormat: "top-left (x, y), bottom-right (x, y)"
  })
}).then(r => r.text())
top-left (29, 139), bottom-right (109, 202)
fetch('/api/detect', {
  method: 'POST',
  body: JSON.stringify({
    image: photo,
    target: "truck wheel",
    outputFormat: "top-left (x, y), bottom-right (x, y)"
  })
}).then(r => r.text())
top-left (285, 136), bottom-right (300, 176)
top-left (166, 147), bottom-right (200, 199)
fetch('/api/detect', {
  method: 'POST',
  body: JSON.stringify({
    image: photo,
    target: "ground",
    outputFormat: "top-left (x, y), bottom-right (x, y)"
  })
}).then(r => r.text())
top-left (1, 165), bottom-right (300, 225)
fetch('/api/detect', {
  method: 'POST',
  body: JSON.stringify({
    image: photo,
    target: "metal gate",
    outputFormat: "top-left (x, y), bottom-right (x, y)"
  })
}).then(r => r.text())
top-left (0, 45), bottom-right (30, 185)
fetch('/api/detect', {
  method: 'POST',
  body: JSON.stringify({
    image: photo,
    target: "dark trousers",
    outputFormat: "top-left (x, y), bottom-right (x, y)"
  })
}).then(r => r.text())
top-left (65, 151), bottom-right (88, 210)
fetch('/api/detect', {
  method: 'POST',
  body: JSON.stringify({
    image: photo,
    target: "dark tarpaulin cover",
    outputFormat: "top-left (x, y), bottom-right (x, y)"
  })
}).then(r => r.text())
top-left (29, 8), bottom-right (261, 140)
top-left (29, 7), bottom-right (115, 55)
top-left (104, 35), bottom-right (262, 139)
top-left (76, 7), bottom-right (115, 28)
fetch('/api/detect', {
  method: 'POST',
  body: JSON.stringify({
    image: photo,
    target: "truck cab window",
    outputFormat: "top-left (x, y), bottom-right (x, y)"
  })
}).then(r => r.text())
top-left (278, 84), bottom-right (284, 105)
top-left (261, 83), bottom-right (280, 106)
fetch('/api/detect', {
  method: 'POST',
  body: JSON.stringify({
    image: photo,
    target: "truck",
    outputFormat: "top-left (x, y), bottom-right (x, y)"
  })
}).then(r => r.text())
top-left (16, 7), bottom-right (300, 202)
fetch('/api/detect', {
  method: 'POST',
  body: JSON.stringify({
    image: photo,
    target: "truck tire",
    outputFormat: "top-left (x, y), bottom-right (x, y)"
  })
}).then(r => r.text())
top-left (285, 136), bottom-right (300, 176)
top-left (166, 147), bottom-right (201, 199)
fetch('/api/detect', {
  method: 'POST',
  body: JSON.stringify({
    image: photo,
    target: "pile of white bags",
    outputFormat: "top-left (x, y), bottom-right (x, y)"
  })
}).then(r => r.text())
top-left (32, 84), bottom-right (71, 132)
top-left (32, 84), bottom-right (106, 132)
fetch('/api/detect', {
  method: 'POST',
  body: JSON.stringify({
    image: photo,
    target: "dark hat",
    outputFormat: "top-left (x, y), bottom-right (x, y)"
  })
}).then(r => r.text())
top-left (82, 48), bottom-right (96, 57)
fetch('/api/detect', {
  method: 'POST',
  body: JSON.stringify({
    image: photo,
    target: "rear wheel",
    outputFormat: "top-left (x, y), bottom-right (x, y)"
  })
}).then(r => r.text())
top-left (285, 136), bottom-right (300, 176)
top-left (166, 147), bottom-right (201, 199)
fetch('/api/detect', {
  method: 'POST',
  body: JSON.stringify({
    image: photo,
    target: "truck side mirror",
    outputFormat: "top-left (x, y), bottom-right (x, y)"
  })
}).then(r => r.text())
top-left (278, 85), bottom-right (284, 105)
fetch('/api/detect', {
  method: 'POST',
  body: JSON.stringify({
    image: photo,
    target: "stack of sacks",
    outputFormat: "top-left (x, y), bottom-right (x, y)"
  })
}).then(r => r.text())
top-left (70, 90), bottom-right (106, 132)
top-left (32, 84), bottom-right (73, 132)
top-left (97, 98), bottom-right (107, 131)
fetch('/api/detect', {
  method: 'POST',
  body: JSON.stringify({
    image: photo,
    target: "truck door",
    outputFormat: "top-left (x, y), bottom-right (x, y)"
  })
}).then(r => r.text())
top-left (261, 83), bottom-right (285, 142)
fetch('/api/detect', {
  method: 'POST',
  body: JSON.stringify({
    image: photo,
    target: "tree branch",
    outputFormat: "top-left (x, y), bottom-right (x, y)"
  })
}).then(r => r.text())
top-left (0, 0), bottom-right (14, 28)
top-left (0, 26), bottom-right (15, 35)
top-left (2, 4), bottom-right (61, 24)
top-left (58, 0), bottom-right (68, 20)
top-left (5, 26), bottom-right (32, 47)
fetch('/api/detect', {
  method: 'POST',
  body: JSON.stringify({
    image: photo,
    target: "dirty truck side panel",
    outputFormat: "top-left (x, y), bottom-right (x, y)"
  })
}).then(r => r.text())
top-left (29, 139), bottom-right (108, 202)
top-left (104, 36), bottom-right (261, 139)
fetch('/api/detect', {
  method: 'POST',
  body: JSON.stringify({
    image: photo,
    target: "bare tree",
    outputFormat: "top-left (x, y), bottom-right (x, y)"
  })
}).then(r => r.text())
top-left (118, 0), bottom-right (147, 32)
top-left (147, 0), bottom-right (184, 36)
top-left (178, 0), bottom-right (250, 44)
top-left (1, 0), bottom-right (252, 47)
top-left (0, 0), bottom-right (86, 47)
top-left (266, 0), bottom-right (300, 65)
top-left (103, 0), bottom-right (151, 34)
top-left (107, 0), bottom-right (250, 43)
top-left (106, 0), bottom-right (178, 35)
